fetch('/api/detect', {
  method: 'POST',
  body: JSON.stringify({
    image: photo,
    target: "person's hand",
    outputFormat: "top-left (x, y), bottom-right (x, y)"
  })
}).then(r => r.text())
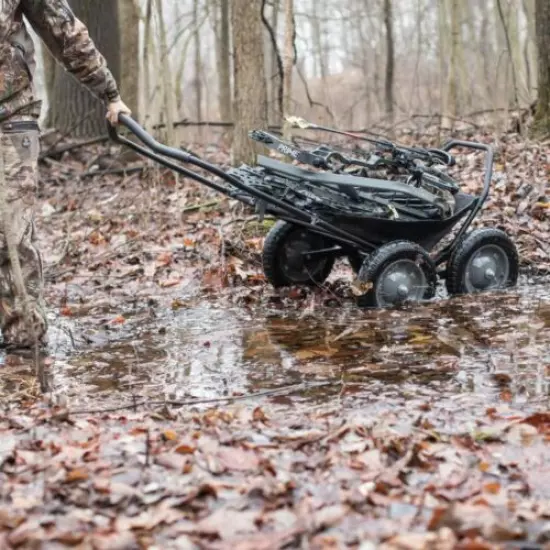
top-left (106, 98), bottom-right (132, 125)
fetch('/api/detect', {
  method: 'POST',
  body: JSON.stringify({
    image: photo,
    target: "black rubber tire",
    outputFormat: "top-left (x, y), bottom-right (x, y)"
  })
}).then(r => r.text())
top-left (348, 252), bottom-right (367, 274)
top-left (445, 228), bottom-right (519, 296)
top-left (262, 220), bottom-right (335, 288)
top-left (355, 240), bottom-right (437, 308)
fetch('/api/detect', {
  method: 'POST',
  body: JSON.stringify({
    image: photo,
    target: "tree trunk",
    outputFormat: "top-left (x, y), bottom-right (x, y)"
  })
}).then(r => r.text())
top-left (193, 0), bottom-right (203, 125)
top-left (155, 0), bottom-right (177, 144)
top-left (448, 0), bottom-right (460, 118)
top-left (142, 0), bottom-right (154, 127)
top-left (532, 0), bottom-right (550, 136)
top-left (118, 0), bottom-right (140, 120)
top-left (45, 0), bottom-right (121, 137)
top-left (523, 0), bottom-right (538, 100)
top-left (494, 0), bottom-right (510, 110)
top-left (383, 0), bottom-right (394, 125)
top-left (478, 0), bottom-right (494, 105)
top-left (266, 0), bottom-right (281, 125)
top-left (438, 0), bottom-right (450, 128)
top-left (507, 1), bottom-right (528, 104)
top-left (231, 0), bottom-right (268, 166)
top-left (217, 0), bottom-right (232, 121)
top-left (281, 0), bottom-right (295, 138)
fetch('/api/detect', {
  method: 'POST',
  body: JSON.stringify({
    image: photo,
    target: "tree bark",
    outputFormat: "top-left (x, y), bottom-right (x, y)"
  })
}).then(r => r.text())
top-left (264, 0), bottom-right (281, 125)
top-left (155, 0), bottom-right (177, 143)
top-left (506, 1), bottom-right (528, 104)
top-left (448, 0), bottom-right (460, 118)
top-left (193, 0), bottom-right (203, 125)
top-left (532, 0), bottom-right (550, 136)
top-left (231, 0), bottom-right (268, 166)
top-left (523, 0), bottom-right (538, 100)
top-left (118, 0), bottom-right (140, 120)
top-left (494, 0), bottom-right (510, 110)
top-left (281, 0), bottom-right (295, 138)
top-left (383, 0), bottom-right (394, 125)
top-left (438, 0), bottom-right (450, 128)
top-left (217, 0), bottom-right (232, 122)
top-left (142, 0), bottom-right (154, 125)
top-left (45, 0), bottom-right (121, 137)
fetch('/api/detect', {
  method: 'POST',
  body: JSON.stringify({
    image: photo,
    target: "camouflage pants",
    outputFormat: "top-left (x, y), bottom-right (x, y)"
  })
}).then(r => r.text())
top-left (0, 117), bottom-right (47, 350)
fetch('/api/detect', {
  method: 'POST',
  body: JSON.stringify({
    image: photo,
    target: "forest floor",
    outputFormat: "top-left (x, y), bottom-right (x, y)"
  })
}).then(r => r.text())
top-left (1, 126), bottom-right (550, 549)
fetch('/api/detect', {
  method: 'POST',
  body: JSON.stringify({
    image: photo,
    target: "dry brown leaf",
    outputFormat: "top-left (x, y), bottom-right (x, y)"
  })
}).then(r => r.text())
top-left (65, 467), bottom-right (89, 483)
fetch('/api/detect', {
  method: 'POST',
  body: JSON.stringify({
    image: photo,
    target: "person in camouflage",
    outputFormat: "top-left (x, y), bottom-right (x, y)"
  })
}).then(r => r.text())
top-left (0, 0), bottom-right (130, 355)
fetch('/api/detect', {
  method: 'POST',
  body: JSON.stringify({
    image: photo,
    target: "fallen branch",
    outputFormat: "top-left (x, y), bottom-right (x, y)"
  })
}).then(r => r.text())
top-left (55, 380), bottom-right (336, 417)
top-left (39, 134), bottom-right (110, 160)
top-left (79, 164), bottom-right (145, 178)
top-left (182, 199), bottom-right (221, 213)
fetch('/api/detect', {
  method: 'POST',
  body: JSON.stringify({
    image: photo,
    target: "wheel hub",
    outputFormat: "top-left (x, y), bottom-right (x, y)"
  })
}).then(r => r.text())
top-left (397, 283), bottom-right (409, 297)
top-left (375, 259), bottom-right (428, 306)
top-left (281, 231), bottom-right (329, 282)
top-left (464, 245), bottom-right (510, 292)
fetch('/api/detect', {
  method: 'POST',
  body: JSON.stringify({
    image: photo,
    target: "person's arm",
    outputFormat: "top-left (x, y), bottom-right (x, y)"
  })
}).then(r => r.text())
top-left (22, 0), bottom-right (124, 109)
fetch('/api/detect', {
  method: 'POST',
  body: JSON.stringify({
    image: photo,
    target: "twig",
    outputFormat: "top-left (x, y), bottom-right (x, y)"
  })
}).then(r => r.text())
top-left (38, 135), bottom-right (110, 160)
top-left (54, 381), bottom-right (336, 417)
top-left (221, 214), bottom-right (270, 227)
top-left (261, 0), bottom-right (284, 117)
top-left (295, 64), bottom-right (335, 123)
top-left (144, 429), bottom-right (151, 467)
top-left (182, 199), bottom-right (221, 213)
top-left (79, 165), bottom-right (145, 178)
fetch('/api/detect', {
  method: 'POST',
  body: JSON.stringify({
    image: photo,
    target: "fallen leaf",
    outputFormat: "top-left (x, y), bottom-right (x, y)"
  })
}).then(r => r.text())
top-left (65, 468), bottom-right (89, 483)
top-left (216, 446), bottom-right (259, 471)
top-left (162, 429), bottom-right (178, 441)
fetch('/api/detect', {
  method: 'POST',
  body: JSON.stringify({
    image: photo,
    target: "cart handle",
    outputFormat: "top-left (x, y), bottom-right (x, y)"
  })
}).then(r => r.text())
top-left (439, 139), bottom-right (494, 246)
top-left (107, 114), bottom-right (377, 252)
top-left (441, 139), bottom-right (494, 204)
top-left (107, 113), bottom-right (198, 162)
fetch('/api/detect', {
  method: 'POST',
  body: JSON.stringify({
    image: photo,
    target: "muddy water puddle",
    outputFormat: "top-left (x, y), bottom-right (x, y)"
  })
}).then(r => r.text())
top-left (44, 280), bottom-right (550, 419)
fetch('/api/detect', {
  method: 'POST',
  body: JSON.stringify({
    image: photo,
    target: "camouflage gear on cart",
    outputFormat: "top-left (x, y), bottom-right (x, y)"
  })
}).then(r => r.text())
top-left (0, 117), bottom-right (46, 349)
top-left (0, 0), bottom-right (121, 349)
top-left (0, 0), bottom-right (120, 123)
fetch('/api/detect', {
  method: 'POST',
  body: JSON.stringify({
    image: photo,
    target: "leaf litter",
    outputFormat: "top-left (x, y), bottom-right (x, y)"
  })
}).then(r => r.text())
top-left (0, 127), bottom-right (548, 547)
top-left (1, 399), bottom-right (550, 548)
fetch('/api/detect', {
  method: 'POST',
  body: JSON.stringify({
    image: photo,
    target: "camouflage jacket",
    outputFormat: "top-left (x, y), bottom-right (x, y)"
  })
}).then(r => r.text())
top-left (0, 0), bottom-right (120, 122)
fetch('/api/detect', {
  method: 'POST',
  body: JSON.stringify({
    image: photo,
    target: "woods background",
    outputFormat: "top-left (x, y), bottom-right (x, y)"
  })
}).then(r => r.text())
top-left (35, 0), bottom-right (550, 163)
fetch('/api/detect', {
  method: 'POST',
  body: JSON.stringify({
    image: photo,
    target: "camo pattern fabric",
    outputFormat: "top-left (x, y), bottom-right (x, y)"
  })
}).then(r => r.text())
top-left (0, 0), bottom-right (120, 122)
top-left (0, 118), bottom-right (47, 349)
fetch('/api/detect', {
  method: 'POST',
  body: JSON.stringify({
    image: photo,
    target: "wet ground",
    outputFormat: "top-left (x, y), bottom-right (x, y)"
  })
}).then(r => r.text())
top-left (44, 273), bottom-right (550, 421)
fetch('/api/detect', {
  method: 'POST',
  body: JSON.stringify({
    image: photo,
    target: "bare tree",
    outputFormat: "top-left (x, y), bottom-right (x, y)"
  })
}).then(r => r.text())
top-left (215, 0), bottom-right (233, 122)
top-left (44, 0), bottom-right (121, 137)
top-left (155, 0), bottom-right (177, 143)
top-left (193, 0), bottom-right (203, 126)
top-left (383, 0), bottom-right (394, 125)
top-left (532, 0), bottom-right (550, 136)
top-left (118, 0), bottom-right (140, 120)
top-left (231, 0), bottom-right (268, 165)
top-left (282, 0), bottom-right (295, 138)
top-left (263, 0), bottom-right (282, 125)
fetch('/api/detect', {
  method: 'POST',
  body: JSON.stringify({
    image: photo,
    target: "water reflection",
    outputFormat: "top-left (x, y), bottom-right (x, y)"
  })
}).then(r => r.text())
top-left (46, 282), bottom-right (550, 411)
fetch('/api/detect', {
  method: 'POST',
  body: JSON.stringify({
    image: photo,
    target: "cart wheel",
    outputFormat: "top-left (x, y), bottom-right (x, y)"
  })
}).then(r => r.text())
top-left (445, 228), bottom-right (518, 296)
top-left (355, 241), bottom-right (437, 308)
top-left (262, 220), bottom-right (335, 287)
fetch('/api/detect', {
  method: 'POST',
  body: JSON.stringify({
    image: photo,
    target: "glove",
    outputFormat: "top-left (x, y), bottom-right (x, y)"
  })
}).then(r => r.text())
top-left (106, 97), bottom-right (132, 125)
